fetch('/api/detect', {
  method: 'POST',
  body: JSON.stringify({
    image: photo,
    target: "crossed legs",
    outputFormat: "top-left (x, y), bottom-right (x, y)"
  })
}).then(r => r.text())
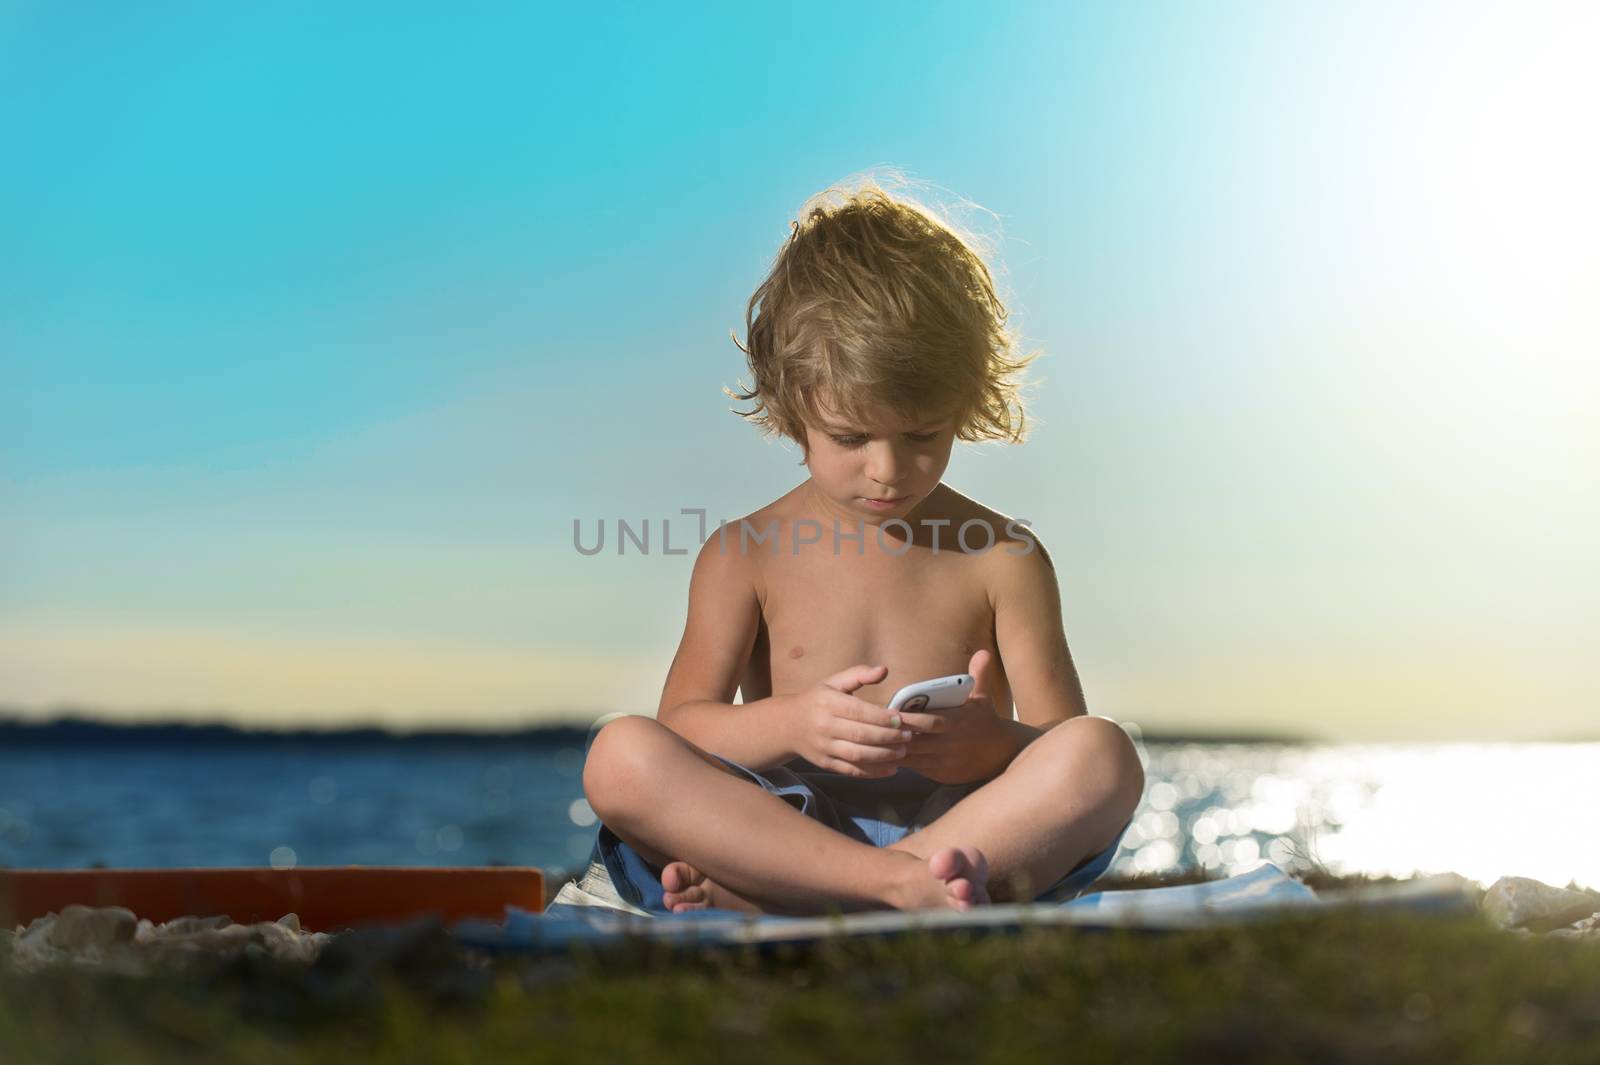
top-left (581, 714), bottom-right (1144, 914)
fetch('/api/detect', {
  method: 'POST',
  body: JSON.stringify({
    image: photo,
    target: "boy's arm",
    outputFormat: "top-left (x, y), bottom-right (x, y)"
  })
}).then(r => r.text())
top-left (987, 532), bottom-right (1090, 756)
top-left (898, 530), bottom-right (1090, 784)
top-left (654, 533), bottom-right (797, 770)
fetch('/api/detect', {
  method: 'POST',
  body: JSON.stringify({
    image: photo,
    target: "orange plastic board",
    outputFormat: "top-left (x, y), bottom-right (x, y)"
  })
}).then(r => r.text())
top-left (0, 866), bottom-right (545, 932)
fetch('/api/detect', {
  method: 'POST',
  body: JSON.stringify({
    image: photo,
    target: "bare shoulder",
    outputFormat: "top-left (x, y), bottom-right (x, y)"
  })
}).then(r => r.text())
top-left (700, 482), bottom-right (817, 601)
top-left (697, 499), bottom-right (783, 604)
top-left (931, 485), bottom-right (1055, 576)
top-left (982, 522), bottom-right (1060, 617)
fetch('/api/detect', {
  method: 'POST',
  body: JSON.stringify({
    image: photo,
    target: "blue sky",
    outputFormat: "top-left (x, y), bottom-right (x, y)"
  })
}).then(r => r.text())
top-left (3, 2), bottom-right (1596, 738)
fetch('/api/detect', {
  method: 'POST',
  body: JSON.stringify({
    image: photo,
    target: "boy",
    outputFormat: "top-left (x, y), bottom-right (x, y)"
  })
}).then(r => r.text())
top-left (580, 179), bottom-right (1144, 915)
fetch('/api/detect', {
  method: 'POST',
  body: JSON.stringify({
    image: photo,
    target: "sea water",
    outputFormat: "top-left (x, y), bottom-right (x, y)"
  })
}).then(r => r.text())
top-left (2, 731), bottom-right (1595, 891)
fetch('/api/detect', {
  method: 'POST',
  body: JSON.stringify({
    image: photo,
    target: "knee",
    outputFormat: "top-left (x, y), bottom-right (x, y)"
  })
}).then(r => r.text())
top-left (1041, 716), bottom-right (1145, 821)
top-left (582, 715), bottom-right (672, 822)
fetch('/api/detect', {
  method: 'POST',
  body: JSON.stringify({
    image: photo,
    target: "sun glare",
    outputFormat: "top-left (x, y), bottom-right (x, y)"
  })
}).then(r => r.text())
top-left (1377, 10), bottom-right (1599, 404)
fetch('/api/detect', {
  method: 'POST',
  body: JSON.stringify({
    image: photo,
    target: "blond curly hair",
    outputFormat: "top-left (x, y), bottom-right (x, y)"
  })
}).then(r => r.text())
top-left (727, 175), bottom-right (1037, 448)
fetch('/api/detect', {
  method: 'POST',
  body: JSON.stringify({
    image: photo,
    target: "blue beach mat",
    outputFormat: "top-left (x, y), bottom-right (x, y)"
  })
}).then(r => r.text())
top-left (452, 862), bottom-right (1480, 956)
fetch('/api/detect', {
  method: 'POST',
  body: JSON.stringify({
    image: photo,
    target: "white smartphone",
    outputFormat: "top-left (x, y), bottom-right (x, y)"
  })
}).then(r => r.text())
top-left (887, 673), bottom-right (975, 713)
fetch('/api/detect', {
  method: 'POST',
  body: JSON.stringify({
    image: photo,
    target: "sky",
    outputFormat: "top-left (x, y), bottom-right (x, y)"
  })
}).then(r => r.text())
top-left (2, 2), bottom-right (1596, 740)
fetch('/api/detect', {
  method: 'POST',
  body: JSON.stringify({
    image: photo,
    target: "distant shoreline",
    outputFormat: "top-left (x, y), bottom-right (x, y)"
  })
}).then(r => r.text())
top-left (5, 714), bottom-right (1587, 747)
top-left (0, 714), bottom-right (1317, 748)
top-left (0, 715), bottom-right (595, 749)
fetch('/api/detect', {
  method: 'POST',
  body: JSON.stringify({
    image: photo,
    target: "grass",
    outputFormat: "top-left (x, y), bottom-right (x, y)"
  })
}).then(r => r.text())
top-left (3, 872), bottom-right (1599, 1064)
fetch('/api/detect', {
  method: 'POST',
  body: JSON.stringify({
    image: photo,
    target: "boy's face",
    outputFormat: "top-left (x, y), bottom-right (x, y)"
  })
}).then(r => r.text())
top-left (799, 391), bottom-right (960, 525)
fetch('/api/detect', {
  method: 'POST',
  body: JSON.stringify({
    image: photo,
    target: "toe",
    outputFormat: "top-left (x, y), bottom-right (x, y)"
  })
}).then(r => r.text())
top-left (928, 846), bottom-right (991, 908)
top-left (660, 861), bottom-right (703, 893)
top-left (667, 884), bottom-right (710, 906)
top-left (667, 894), bottom-right (709, 913)
top-left (928, 847), bottom-right (966, 882)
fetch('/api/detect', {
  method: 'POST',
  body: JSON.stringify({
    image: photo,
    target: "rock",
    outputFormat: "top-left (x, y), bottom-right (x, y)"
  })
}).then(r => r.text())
top-left (1482, 876), bottom-right (1600, 932)
top-left (146, 914), bottom-right (233, 937)
top-left (47, 905), bottom-right (137, 953)
top-left (1548, 912), bottom-right (1600, 941)
top-left (11, 914), bottom-right (69, 970)
top-left (6, 906), bottom-right (331, 972)
top-left (137, 913), bottom-right (330, 966)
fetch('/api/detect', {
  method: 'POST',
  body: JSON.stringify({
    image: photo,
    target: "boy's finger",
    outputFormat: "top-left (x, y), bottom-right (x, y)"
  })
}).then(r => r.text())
top-left (896, 710), bottom-right (949, 734)
top-left (967, 649), bottom-right (992, 698)
top-left (825, 663), bottom-right (888, 694)
top-left (839, 719), bottom-right (916, 746)
top-left (831, 692), bottom-right (906, 730)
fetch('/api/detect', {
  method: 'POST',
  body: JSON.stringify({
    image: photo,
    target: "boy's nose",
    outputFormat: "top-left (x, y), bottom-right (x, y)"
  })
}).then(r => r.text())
top-left (866, 442), bottom-right (909, 487)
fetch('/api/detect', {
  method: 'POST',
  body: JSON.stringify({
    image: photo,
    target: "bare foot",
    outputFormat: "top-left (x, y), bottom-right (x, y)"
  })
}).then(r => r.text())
top-left (889, 845), bottom-right (991, 911)
top-left (659, 861), bottom-right (765, 914)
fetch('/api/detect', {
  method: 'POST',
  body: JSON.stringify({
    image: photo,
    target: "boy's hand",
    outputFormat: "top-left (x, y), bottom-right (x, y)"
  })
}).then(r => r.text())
top-left (782, 664), bottom-right (915, 779)
top-left (897, 650), bottom-right (1015, 785)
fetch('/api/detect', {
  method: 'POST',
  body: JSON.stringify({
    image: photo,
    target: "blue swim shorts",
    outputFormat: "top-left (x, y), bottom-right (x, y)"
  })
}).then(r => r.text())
top-left (588, 752), bottom-right (1130, 915)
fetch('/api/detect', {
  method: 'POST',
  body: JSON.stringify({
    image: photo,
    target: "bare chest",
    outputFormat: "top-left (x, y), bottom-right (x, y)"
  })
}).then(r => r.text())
top-left (742, 541), bottom-right (1009, 712)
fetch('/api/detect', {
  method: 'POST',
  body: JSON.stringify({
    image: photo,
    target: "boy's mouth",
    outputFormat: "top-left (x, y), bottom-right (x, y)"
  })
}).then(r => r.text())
top-left (860, 495), bottom-right (908, 511)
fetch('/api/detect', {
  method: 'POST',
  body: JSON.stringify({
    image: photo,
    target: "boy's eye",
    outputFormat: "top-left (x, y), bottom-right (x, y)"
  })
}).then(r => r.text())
top-left (829, 431), bottom-right (940, 448)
